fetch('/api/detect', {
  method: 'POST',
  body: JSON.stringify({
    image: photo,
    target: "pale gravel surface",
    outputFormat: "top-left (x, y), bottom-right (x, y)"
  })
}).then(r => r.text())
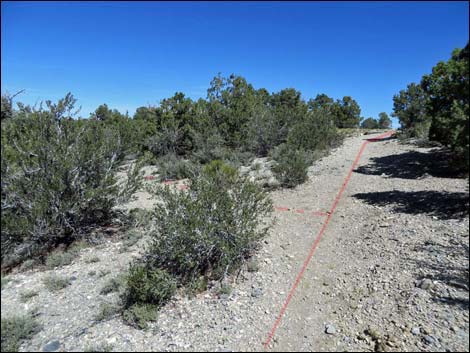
top-left (1, 132), bottom-right (468, 352)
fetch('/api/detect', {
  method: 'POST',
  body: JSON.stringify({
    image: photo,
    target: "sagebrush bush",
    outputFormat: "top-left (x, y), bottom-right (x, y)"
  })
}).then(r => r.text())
top-left (156, 153), bottom-right (200, 181)
top-left (122, 264), bottom-right (177, 308)
top-left (271, 144), bottom-right (310, 188)
top-left (1, 314), bottom-right (41, 352)
top-left (1, 94), bottom-right (141, 268)
top-left (144, 160), bottom-right (272, 284)
top-left (122, 303), bottom-right (158, 330)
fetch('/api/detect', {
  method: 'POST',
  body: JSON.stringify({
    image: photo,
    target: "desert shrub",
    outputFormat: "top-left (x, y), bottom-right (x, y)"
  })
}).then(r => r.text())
top-left (1, 275), bottom-right (10, 289)
top-left (217, 283), bottom-right (232, 296)
top-left (122, 303), bottom-right (158, 330)
top-left (1, 314), bottom-right (41, 352)
top-left (122, 264), bottom-right (176, 308)
top-left (1, 94), bottom-right (140, 268)
top-left (45, 251), bottom-right (76, 269)
top-left (156, 154), bottom-right (200, 181)
top-left (94, 302), bottom-right (121, 322)
top-left (42, 275), bottom-right (71, 292)
top-left (18, 259), bottom-right (37, 272)
top-left (144, 160), bottom-right (272, 284)
top-left (100, 275), bottom-right (126, 295)
top-left (185, 276), bottom-right (209, 297)
top-left (19, 290), bottom-right (39, 303)
top-left (271, 144), bottom-right (310, 188)
top-left (287, 109), bottom-right (340, 152)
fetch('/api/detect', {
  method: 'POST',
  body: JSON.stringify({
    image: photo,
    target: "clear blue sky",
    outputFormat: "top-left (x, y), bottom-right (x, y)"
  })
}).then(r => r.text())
top-left (2, 1), bottom-right (469, 127)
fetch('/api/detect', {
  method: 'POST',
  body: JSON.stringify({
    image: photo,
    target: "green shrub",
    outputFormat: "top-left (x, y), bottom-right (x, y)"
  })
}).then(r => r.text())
top-left (94, 302), bottom-right (121, 322)
top-left (1, 94), bottom-right (140, 268)
top-left (272, 144), bottom-right (310, 188)
top-left (217, 283), bottom-right (232, 296)
top-left (1, 314), bottom-right (41, 352)
top-left (18, 259), bottom-right (37, 272)
top-left (100, 275), bottom-right (126, 295)
top-left (156, 154), bottom-right (200, 181)
top-left (1, 275), bottom-right (10, 289)
top-left (287, 109), bottom-right (340, 151)
top-left (122, 303), bottom-right (158, 330)
top-left (42, 275), bottom-right (71, 292)
top-left (185, 276), bottom-right (209, 297)
top-left (45, 251), bottom-right (76, 269)
top-left (145, 160), bottom-right (272, 284)
top-left (122, 264), bottom-right (176, 308)
top-left (19, 290), bottom-right (39, 303)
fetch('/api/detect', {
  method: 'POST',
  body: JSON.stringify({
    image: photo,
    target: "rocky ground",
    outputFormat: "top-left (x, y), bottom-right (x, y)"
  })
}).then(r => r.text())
top-left (1, 132), bottom-right (468, 352)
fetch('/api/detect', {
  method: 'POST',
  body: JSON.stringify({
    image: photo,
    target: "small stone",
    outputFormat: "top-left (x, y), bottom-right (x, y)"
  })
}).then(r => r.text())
top-left (251, 288), bottom-right (262, 298)
top-left (423, 335), bottom-right (435, 345)
top-left (417, 279), bottom-right (433, 290)
top-left (411, 327), bottom-right (420, 335)
top-left (43, 340), bottom-right (61, 352)
top-left (325, 324), bottom-right (336, 335)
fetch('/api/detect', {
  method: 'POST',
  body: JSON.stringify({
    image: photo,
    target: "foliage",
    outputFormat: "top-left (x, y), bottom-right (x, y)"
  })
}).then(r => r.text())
top-left (271, 144), bottom-right (310, 188)
top-left (100, 275), bottom-right (126, 295)
top-left (122, 264), bottom-right (177, 308)
top-left (423, 43), bottom-right (469, 169)
top-left (393, 43), bottom-right (469, 170)
top-left (287, 108), bottom-right (340, 151)
top-left (94, 302), bottom-right (121, 322)
top-left (19, 290), bottom-right (39, 303)
top-left (378, 112), bottom-right (392, 129)
top-left (122, 303), bottom-right (158, 330)
top-left (1, 314), bottom-right (41, 352)
top-left (361, 117), bottom-right (379, 129)
top-left (143, 160), bottom-right (272, 284)
top-left (1, 94), bottom-right (140, 268)
top-left (156, 154), bottom-right (200, 181)
top-left (392, 83), bottom-right (430, 138)
top-left (42, 275), bottom-right (71, 292)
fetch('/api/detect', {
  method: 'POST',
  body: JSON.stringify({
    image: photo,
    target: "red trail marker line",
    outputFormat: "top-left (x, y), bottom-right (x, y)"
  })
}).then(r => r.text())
top-left (262, 131), bottom-right (394, 349)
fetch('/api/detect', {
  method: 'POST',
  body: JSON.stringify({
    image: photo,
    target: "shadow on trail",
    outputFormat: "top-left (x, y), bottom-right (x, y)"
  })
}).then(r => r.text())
top-left (355, 149), bottom-right (464, 179)
top-left (352, 190), bottom-right (469, 220)
top-left (409, 241), bottom-right (469, 310)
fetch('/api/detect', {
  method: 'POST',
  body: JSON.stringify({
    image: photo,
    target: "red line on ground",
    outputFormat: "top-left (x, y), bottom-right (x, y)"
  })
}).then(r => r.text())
top-left (311, 211), bottom-right (328, 217)
top-left (295, 209), bottom-right (305, 214)
top-left (262, 131), bottom-right (394, 349)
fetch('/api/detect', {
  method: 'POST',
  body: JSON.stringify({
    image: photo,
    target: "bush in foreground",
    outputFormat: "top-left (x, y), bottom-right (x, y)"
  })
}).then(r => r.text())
top-left (1, 94), bottom-right (141, 268)
top-left (271, 144), bottom-right (310, 188)
top-left (143, 160), bottom-right (272, 284)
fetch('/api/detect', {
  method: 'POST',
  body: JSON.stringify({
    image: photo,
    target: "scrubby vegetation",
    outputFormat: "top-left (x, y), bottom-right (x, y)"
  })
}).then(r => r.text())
top-left (393, 43), bottom-right (469, 171)
top-left (1, 314), bottom-right (41, 352)
top-left (1, 73), bottom-right (371, 330)
top-left (1, 94), bottom-right (141, 269)
top-left (1, 74), bottom-right (358, 269)
top-left (143, 161), bottom-right (272, 283)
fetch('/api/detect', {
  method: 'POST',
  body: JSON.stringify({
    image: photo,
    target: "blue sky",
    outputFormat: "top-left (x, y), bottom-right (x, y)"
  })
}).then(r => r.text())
top-left (1, 1), bottom-right (469, 127)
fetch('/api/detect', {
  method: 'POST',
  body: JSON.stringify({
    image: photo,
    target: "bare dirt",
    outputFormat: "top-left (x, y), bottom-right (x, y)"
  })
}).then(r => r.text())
top-left (1, 132), bottom-right (468, 352)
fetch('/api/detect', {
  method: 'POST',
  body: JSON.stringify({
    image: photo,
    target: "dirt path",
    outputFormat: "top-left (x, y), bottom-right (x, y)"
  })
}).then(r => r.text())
top-left (2, 132), bottom-right (468, 352)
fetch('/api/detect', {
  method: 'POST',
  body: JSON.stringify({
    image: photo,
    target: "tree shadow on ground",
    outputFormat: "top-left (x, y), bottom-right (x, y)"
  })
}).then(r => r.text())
top-left (353, 190), bottom-right (469, 220)
top-left (355, 149), bottom-right (464, 179)
top-left (408, 242), bottom-right (469, 310)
